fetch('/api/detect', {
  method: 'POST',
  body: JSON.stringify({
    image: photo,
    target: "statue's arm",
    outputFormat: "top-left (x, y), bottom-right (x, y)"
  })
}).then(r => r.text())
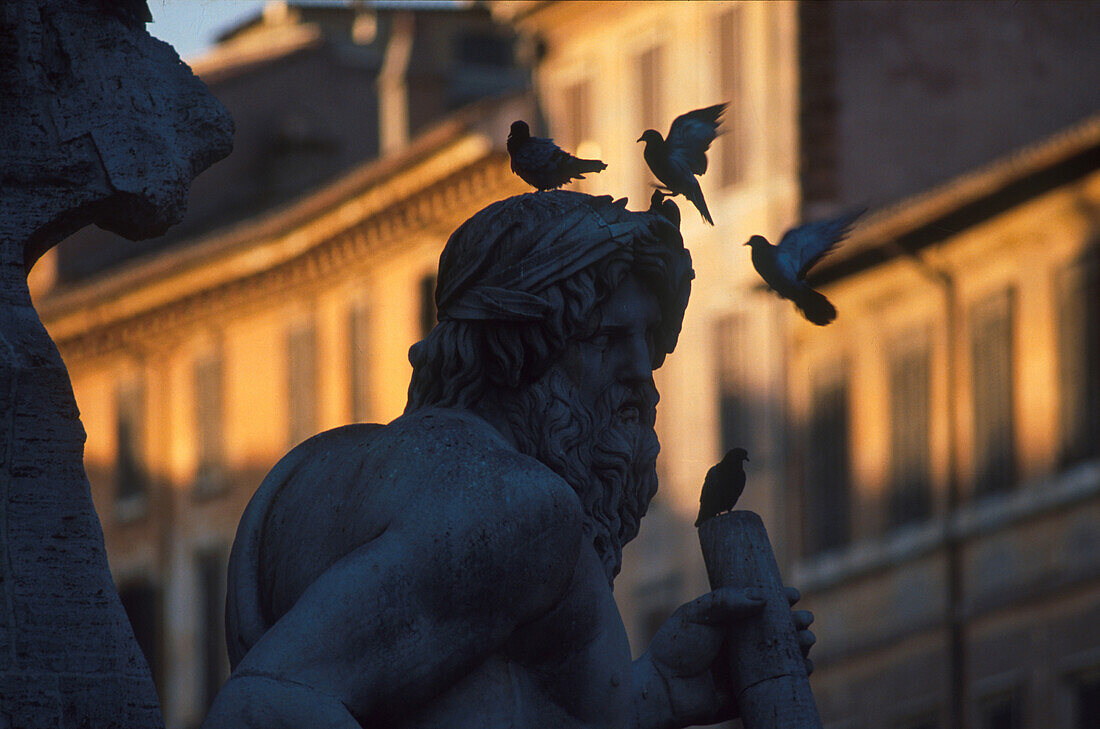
top-left (204, 461), bottom-right (585, 728)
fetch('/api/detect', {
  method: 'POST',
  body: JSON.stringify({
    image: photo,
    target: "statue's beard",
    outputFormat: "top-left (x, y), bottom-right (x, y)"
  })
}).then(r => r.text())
top-left (503, 366), bottom-right (660, 585)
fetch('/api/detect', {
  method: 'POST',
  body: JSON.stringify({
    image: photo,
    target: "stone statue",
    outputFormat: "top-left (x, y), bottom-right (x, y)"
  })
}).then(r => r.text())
top-left (205, 191), bottom-right (813, 729)
top-left (1, 1), bottom-right (232, 726)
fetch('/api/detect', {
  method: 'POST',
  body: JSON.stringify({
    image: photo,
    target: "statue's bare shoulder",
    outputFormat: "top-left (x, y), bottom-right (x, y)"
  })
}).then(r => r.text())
top-left (228, 407), bottom-right (588, 721)
top-left (373, 406), bottom-right (587, 528)
top-left (364, 407), bottom-right (589, 598)
top-left (259, 407), bottom-right (586, 613)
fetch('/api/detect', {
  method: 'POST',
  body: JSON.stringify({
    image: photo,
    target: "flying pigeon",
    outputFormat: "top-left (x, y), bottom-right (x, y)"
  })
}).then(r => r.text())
top-left (745, 210), bottom-right (865, 326)
top-left (638, 103), bottom-right (726, 225)
top-left (695, 448), bottom-right (749, 527)
top-left (648, 189), bottom-right (680, 228)
top-left (507, 120), bottom-right (607, 191)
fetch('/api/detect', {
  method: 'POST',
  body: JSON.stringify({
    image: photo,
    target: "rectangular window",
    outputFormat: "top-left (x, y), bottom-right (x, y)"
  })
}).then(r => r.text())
top-left (797, 2), bottom-right (839, 211)
top-left (196, 549), bottom-right (229, 712)
top-left (349, 302), bottom-right (372, 423)
top-left (118, 579), bottom-right (161, 691)
top-left (715, 315), bottom-right (752, 456)
top-left (897, 714), bottom-right (938, 729)
top-left (419, 273), bottom-right (437, 340)
top-left (888, 335), bottom-right (933, 527)
top-left (562, 80), bottom-right (591, 153)
top-left (638, 46), bottom-right (663, 133)
top-left (457, 32), bottom-right (512, 67)
top-left (803, 363), bottom-right (851, 555)
top-left (970, 290), bottom-right (1015, 497)
top-left (716, 8), bottom-right (745, 187)
top-left (116, 378), bottom-right (148, 502)
top-left (194, 352), bottom-right (225, 495)
top-left (1072, 670), bottom-right (1100, 729)
top-left (287, 320), bottom-right (318, 447)
top-left (1057, 252), bottom-right (1100, 465)
top-left (978, 690), bottom-right (1023, 729)
top-left (639, 44), bottom-right (664, 194)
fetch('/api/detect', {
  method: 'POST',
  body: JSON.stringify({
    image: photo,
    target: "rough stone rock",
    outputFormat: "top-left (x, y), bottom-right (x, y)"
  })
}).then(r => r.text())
top-left (0, 1), bottom-right (233, 726)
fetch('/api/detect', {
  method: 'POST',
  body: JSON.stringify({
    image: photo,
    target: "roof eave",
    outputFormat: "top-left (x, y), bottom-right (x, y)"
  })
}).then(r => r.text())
top-left (809, 112), bottom-right (1100, 286)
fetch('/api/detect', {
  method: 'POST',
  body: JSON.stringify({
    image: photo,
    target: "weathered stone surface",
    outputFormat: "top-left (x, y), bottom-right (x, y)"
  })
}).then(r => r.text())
top-left (0, 0), bottom-right (232, 726)
top-left (699, 511), bottom-right (823, 729)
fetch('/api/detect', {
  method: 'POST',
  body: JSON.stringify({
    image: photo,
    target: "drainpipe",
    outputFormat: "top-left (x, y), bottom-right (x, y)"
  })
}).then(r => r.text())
top-left (890, 243), bottom-right (967, 729)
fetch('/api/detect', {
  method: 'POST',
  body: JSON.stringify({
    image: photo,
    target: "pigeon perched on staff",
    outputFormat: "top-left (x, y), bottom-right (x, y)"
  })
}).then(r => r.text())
top-left (507, 120), bottom-right (607, 191)
top-left (638, 103), bottom-right (726, 225)
top-left (695, 448), bottom-right (749, 527)
top-left (648, 189), bottom-right (680, 228)
top-left (745, 210), bottom-right (865, 326)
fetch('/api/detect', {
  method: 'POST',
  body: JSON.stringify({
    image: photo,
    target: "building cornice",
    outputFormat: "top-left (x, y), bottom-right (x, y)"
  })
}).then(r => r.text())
top-left (42, 143), bottom-right (524, 364)
top-left (489, 1), bottom-right (554, 25)
top-left (811, 111), bottom-right (1100, 284)
top-left (187, 22), bottom-right (324, 83)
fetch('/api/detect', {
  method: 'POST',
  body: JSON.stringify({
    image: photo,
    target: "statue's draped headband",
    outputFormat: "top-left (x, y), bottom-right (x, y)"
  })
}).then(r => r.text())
top-left (434, 192), bottom-right (691, 355)
top-left (435, 199), bottom-right (651, 322)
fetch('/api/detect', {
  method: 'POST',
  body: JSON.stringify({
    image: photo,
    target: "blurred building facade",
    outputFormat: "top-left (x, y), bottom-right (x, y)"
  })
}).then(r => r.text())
top-left (789, 118), bottom-right (1100, 729)
top-left (28, 2), bottom-right (1100, 728)
top-left (786, 4), bottom-right (1100, 728)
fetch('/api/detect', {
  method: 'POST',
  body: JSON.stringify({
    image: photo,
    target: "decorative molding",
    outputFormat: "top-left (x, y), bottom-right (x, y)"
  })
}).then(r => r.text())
top-left (791, 457), bottom-right (1100, 593)
top-left (49, 151), bottom-right (525, 365)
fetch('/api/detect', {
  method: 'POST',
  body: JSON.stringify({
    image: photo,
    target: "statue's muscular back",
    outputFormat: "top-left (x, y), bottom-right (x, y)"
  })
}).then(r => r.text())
top-left (218, 408), bottom-right (635, 729)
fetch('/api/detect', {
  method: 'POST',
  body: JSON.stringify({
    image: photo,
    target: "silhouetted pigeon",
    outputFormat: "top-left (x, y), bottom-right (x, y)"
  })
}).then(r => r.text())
top-left (648, 189), bottom-right (680, 228)
top-left (638, 103), bottom-right (726, 225)
top-left (745, 210), bottom-right (865, 326)
top-left (507, 120), bottom-right (607, 191)
top-left (696, 448), bottom-right (748, 527)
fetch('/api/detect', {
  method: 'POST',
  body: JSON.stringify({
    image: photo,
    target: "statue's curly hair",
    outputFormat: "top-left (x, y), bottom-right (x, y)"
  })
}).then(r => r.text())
top-left (405, 191), bottom-right (693, 412)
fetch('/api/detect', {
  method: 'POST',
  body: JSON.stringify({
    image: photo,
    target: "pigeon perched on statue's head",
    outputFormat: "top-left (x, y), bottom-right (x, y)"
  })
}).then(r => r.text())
top-left (695, 447), bottom-right (749, 527)
top-left (745, 210), bottom-right (865, 326)
top-left (638, 103), bottom-right (726, 225)
top-left (507, 120), bottom-right (608, 191)
top-left (648, 189), bottom-right (681, 229)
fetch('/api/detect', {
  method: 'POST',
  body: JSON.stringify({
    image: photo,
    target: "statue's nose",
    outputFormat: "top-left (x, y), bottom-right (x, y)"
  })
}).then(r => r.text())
top-left (618, 332), bottom-right (654, 383)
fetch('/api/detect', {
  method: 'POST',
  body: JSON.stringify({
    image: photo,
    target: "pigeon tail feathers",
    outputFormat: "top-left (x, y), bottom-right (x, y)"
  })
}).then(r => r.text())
top-left (572, 157), bottom-right (608, 176)
top-left (686, 186), bottom-right (714, 226)
top-left (792, 287), bottom-right (837, 326)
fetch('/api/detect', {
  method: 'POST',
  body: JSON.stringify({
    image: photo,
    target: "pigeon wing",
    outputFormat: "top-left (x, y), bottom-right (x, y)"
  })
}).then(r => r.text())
top-left (777, 209), bottom-right (865, 280)
top-left (666, 103), bottom-right (727, 176)
top-left (526, 136), bottom-right (562, 169)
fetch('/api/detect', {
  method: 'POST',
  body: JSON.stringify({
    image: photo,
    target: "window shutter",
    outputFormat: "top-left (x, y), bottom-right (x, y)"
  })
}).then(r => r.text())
top-left (804, 363), bottom-right (850, 555)
top-left (970, 289), bottom-right (1015, 497)
top-left (888, 336), bottom-right (932, 527)
top-left (116, 378), bottom-right (148, 501)
top-left (287, 321), bottom-right (318, 447)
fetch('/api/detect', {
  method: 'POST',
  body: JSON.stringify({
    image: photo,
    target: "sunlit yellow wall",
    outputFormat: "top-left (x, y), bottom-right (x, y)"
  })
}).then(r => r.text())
top-left (789, 170), bottom-right (1100, 549)
top-left (64, 226), bottom-right (466, 502)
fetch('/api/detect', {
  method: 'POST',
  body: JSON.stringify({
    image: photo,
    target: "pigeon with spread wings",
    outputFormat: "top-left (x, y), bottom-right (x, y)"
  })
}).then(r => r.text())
top-left (507, 120), bottom-right (607, 191)
top-left (745, 210), bottom-right (865, 326)
top-left (638, 103), bottom-right (726, 225)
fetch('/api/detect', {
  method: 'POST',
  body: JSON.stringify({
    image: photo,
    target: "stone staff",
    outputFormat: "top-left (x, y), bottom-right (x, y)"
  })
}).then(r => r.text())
top-left (698, 511), bottom-right (823, 729)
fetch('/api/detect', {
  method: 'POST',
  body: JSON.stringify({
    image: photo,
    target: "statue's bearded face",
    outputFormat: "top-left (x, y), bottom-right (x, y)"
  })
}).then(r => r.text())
top-left (503, 275), bottom-right (663, 583)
